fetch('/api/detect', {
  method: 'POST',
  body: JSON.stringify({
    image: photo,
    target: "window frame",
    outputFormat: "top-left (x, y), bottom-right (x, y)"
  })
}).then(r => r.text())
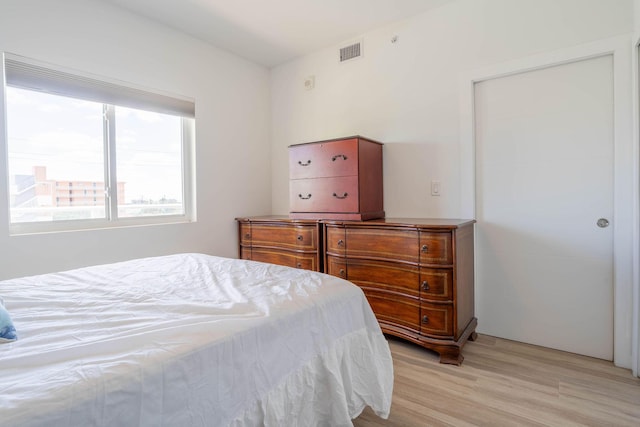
top-left (1, 53), bottom-right (196, 235)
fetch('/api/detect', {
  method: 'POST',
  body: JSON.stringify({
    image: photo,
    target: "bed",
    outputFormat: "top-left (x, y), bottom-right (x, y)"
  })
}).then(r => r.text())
top-left (0, 253), bottom-right (393, 427)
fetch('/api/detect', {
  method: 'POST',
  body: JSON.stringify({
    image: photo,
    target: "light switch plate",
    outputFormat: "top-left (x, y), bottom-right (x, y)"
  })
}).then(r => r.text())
top-left (431, 180), bottom-right (441, 196)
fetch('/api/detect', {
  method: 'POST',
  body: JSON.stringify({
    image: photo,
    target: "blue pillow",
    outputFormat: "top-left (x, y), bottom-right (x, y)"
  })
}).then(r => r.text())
top-left (0, 298), bottom-right (17, 342)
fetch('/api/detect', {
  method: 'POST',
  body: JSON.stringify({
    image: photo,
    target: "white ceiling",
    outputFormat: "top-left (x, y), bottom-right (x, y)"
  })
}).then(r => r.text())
top-left (100, 0), bottom-right (454, 67)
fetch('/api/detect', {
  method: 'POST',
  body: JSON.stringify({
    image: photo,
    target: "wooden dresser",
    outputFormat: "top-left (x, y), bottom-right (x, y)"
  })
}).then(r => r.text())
top-left (236, 216), bottom-right (476, 364)
top-left (236, 216), bottom-right (322, 271)
top-left (288, 136), bottom-right (384, 220)
top-left (324, 218), bottom-right (477, 365)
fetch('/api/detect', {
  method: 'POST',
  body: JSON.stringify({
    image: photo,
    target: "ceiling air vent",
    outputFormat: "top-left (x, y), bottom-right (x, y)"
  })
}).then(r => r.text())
top-left (339, 41), bottom-right (362, 62)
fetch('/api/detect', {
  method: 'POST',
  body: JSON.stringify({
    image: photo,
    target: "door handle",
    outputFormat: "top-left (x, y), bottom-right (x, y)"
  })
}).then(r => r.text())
top-left (597, 218), bottom-right (610, 228)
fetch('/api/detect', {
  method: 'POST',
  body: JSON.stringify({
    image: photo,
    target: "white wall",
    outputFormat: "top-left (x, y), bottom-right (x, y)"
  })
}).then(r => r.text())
top-left (271, 0), bottom-right (636, 369)
top-left (271, 0), bottom-right (633, 217)
top-left (0, 0), bottom-right (272, 279)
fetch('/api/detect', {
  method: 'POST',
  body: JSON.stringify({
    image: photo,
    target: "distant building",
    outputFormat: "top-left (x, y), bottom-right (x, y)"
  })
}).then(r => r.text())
top-left (11, 166), bottom-right (125, 208)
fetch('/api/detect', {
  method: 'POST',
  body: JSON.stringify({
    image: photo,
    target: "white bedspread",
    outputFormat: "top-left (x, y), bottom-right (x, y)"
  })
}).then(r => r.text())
top-left (0, 253), bottom-right (393, 427)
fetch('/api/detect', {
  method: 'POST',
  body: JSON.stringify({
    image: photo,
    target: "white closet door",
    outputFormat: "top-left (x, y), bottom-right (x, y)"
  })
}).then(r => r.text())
top-left (474, 55), bottom-right (614, 360)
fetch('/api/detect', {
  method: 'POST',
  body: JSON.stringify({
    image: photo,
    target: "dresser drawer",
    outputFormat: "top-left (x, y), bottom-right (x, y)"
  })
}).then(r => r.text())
top-left (290, 176), bottom-right (359, 213)
top-left (364, 289), bottom-right (421, 335)
top-left (346, 258), bottom-right (420, 299)
top-left (239, 223), bottom-right (252, 246)
top-left (249, 248), bottom-right (319, 271)
top-left (346, 227), bottom-right (419, 264)
top-left (420, 268), bottom-right (453, 301)
top-left (248, 223), bottom-right (318, 251)
top-left (289, 138), bottom-right (359, 179)
top-left (325, 226), bottom-right (346, 255)
top-left (236, 217), bottom-right (322, 272)
top-left (419, 231), bottom-right (453, 265)
top-left (325, 255), bottom-right (347, 279)
top-left (420, 302), bottom-right (454, 337)
top-left (239, 246), bottom-right (251, 260)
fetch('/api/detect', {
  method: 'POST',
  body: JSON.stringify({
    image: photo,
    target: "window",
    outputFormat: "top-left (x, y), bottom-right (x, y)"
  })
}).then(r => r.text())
top-left (2, 54), bottom-right (195, 234)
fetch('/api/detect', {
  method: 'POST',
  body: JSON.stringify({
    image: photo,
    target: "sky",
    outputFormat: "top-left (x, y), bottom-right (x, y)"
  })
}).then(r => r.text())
top-left (6, 87), bottom-right (184, 204)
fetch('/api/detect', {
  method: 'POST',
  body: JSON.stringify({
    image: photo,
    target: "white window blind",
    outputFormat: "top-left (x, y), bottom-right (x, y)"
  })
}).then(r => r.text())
top-left (4, 56), bottom-right (195, 117)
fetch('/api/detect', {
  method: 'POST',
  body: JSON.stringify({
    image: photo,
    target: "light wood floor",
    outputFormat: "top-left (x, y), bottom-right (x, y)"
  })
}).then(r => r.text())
top-left (354, 334), bottom-right (640, 427)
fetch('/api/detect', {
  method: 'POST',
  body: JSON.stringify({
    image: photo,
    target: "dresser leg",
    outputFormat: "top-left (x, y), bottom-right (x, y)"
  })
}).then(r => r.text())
top-left (427, 317), bottom-right (477, 365)
top-left (437, 347), bottom-right (464, 365)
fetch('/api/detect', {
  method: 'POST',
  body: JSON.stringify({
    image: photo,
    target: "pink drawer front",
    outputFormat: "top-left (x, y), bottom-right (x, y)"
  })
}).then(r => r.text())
top-left (289, 139), bottom-right (359, 179)
top-left (290, 176), bottom-right (359, 213)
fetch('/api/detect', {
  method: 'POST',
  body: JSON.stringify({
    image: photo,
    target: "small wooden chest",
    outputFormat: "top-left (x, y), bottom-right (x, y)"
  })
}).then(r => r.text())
top-left (289, 136), bottom-right (384, 220)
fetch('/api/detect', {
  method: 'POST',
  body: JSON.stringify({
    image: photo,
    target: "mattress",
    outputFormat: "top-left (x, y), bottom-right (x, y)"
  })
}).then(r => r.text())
top-left (0, 253), bottom-right (393, 426)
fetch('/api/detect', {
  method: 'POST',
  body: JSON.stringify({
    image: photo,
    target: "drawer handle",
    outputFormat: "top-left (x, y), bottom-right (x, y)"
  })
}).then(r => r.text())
top-left (339, 268), bottom-right (346, 277)
top-left (298, 160), bottom-right (312, 166)
top-left (333, 192), bottom-right (348, 199)
top-left (297, 235), bottom-right (303, 241)
top-left (244, 233), bottom-right (251, 239)
top-left (331, 154), bottom-right (348, 161)
top-left (421, 244), bottom-right (429, 253)
top-left (298, 193), bottom-right (312, 200)
top-left (337, 239), bottom-right (344, 247)
top-left (296, 262), bottom-right (302, 268)
top-left (421, 281), bottom-right (430, 291)
top-left (422, 315), bottom-right (429, 324)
